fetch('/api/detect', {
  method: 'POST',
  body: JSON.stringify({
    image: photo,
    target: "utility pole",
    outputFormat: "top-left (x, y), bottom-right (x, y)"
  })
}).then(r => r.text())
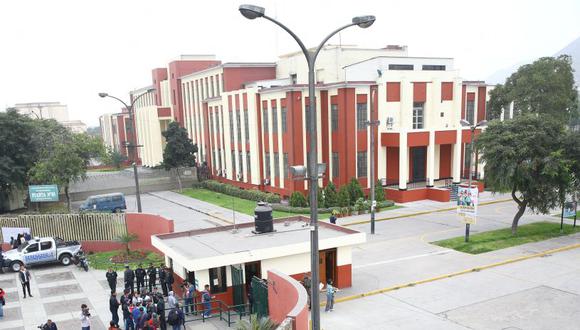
top-left (366, 87), bottom-right (380, 235)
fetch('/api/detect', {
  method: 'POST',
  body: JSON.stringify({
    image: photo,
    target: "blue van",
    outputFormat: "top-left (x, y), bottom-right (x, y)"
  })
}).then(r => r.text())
top-left (79, 193), bottom-right (127, 213)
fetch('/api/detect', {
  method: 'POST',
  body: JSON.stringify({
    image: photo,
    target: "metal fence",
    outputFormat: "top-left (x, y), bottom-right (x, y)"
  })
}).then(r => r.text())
top-left (0, 213), bottom-right (127, 242)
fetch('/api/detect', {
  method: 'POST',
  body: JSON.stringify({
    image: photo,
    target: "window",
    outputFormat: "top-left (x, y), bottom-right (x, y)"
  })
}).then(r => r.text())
top-left (26, 243), bottom-right (39, 253)
top-left (231, 150), bottom-right (236, 177)
top-left (466, 100), bottom-right (475, 125)
top-left (274, 152), bottom-right (280, 178)
top-left (40, 241), bottom-right (52, 250)
top-left (262, 108), bottom-right (269, 134)
top-left (271, 107), bottom-right (278, 134)
top-left (357, 103), bottom-right (367, 130)
top-left (422, 65), bottom-right (446, 71)
top-left (172, 89), bottom-right (176, 105)
top-left (236, 111), bottom-right (241, 142)
top-left (246, 152), bottom-right (251, 176)
top-left (229, 112), bottom-right (234, 143)
top-left (211, 76), bottom-right (215, 97)
top-left (205, 78), bottom-right (209, 98)
top-left (332, 152), bottom-right (339, 178)
top-left (244, 111), bottom-right (249, 143)
top-left (216, 111), bottom-right (220, 135)
top-left (290, 74), bottom-right (297, 84)
top-left (305, 105), bottom-right (311, 131)
top-left (218, 149), bottom-right (222, 171)
top-left (265, 152), bottom-right (271, 178)
top-left (281, 107), bottom-right (287, 133)
top-left (239, 151), bottom-right (243, 179)
top-left (357, 151), bottom-right (367, 177)
top-left (216, 75), bottom-right (220, 96)
top-left (331, 104), bottom-right (339, 132)
top-left (209, 266), bottom-right (227, 293)
top-left (388, 64), bottom-right (413, 70)
top-left (413, 102), bottom-right (424, 129)
top-left (283, 153), bottom-right (289, 177)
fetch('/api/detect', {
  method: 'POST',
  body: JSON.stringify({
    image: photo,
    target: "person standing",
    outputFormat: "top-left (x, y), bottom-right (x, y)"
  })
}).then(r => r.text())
top-left (106, 268), bottom-right (118, 293)
top-left (156, 293), bottom-right (166, 330)
top-left (135, 264), bottom-right (146, 293)
top-left (167, 291), bottom-right (177, 310)
top-left (19, 266), bottom-right (33, 298)
top-left (124, 265), bottom-right (135, 294)
top-left (122, 301), bottom-right (134, 330)
top-left (329, 213), bottom-right (337, 225)
top-left (167, 303), bottom-right (184, 330)
top-left (80, 304), bottom-right (91, 330)
top-left (0, 287), bottom-right (5, 320)
top-left (302, 273), bottom-right (312, 310)
top-left (183, 283), bottom-right (195, 315)
top-left (201, 285), bottom-right (214, 318)
top-left (158, 266), bottom-right (167, 297)
top-left (147, 263), bottom-right (157, 291)
top-left (109, 292), bottom-right (120, 327)
top-left (323, 279), bottom-right (338, 312)
top-left (165, 267), bottom-right (174, 294)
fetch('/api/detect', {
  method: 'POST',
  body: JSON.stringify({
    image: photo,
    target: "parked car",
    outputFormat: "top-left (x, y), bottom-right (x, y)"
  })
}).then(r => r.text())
top-left (1, 236), bottom-right (83, 272)
top-left (79, 192), bottom-right (126, 213)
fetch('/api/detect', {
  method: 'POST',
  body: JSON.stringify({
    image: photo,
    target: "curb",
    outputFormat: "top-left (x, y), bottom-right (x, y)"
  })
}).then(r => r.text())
top-left (323, 242), bottom-right (580, 305)
top-left (343, 198), bottom-right (512, 227)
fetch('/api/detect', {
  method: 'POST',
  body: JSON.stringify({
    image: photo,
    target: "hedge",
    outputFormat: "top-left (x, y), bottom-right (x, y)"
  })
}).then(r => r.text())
top-left (270, 200), bottom-right (394, 215)
top-left (191, 180), bottom-right (281, 203)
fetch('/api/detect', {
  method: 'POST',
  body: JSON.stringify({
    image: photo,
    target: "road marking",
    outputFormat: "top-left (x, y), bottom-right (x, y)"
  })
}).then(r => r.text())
top-left (323, 242), bottom-right (580, 306)
top-left (343, 198), bottom-right (512, 227)
top-left (353, 250), bottom-right (452, 269)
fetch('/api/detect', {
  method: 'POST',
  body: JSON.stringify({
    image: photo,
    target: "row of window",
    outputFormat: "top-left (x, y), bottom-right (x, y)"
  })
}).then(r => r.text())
top-left (263, 152), bottom-right (289, 178)
top-left (388, 64), bottom-right (446, 71)
top-left (263, 106), bottom-right (288, 134)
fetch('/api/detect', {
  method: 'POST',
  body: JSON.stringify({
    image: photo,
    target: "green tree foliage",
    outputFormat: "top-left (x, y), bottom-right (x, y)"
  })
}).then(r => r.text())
top-left (289, 191), bottom-right (308, 207)
top-left (162, 122), bottom-right (198, 191)
top-left (488, 55), bottom-right (579, 124)
top-left (103, 148), bottom-right (127, 169)
top-left (323, 182), bottom-right (339, 207)
top-left (115, 232), bottom-right (139, 256)
top-left (375, 179), bottom-right (385, 202)
top-left (477, 115), bottom-right (576, 235)
top-left (317, 186), bottom-right (325, 208)
top-left (29, 134), bottom-right (105, 211)
top-left (337, 185), bottom-right (351, 207)
top-left (237, 316), bottom-right (278, 330)
top-left (347, 178), bottom-right (364, 205)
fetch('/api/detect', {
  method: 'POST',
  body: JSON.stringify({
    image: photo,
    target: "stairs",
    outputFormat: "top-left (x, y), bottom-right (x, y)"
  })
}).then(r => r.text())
top-left (449, 184), bottom-right (459, 202)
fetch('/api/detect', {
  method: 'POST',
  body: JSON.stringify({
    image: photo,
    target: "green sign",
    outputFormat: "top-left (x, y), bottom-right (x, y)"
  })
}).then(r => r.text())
top-left (29, 185), bottom-right (59, 202)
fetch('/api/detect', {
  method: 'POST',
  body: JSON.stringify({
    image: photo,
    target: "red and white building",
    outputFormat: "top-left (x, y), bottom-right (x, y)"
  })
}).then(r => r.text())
top-left (103, 46), bottom-right (490, 202)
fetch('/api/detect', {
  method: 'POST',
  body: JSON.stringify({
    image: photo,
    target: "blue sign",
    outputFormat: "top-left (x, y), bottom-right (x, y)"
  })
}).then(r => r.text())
top-left (564, 202), bottom-right (577, 218)
top-left (29, 185), bottom-right (59, 202)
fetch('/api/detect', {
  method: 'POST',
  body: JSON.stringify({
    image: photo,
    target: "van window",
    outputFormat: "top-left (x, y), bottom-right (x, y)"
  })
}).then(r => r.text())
top-left (112, 195), bottom-right (123, 202)
top-left (41, 241), bottom-right (52, 250)
top-left (26, 243), bottom-right (39, 253)
top-left (96, 197), bottom-right (107, 203)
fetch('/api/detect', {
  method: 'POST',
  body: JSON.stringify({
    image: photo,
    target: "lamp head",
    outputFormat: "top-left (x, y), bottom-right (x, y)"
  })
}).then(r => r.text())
top-left (460, 119), bottom-right (471, 127)
top-left (352, 15), bottom-right (376, 28)
top-left (147, 88), bottom-right (156, 93)
top-left (239, 4), bottom-right (265, 20)
top-left (476, 120), bottom-right (488, 127)
top-left (98, 92), bottom-right (108, 98)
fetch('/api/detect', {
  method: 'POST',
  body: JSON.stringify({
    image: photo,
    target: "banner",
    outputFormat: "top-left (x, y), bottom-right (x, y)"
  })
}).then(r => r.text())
top-left (457, 186), bottom-right (479, 224)
top-left (29, 184), bottom-right (59, 202)
top-left (1, 227), bottom-right (31, 244)
top-left (563, 201), bottom-right (577, 218)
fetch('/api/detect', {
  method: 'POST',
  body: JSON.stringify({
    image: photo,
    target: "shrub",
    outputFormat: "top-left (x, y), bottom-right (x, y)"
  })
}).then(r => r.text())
top-left (347, 178), bottom-right (364, 204)
top-left (354, 197), bottom-right (369, 214)
top-left (337, 185), bottom-right (351, 207)
top-left (317, 186), bottom-right (325, 208)
top-left (192, 180), bottom-right (281, 203)
top-left (289, 191), bottom-right (308, 207)
top-left (323, 182), bottom-right (338, 207)
top-left (375, 180), bottom-right (385, 202)
top-left (270, 204), bottom-right (339, 214)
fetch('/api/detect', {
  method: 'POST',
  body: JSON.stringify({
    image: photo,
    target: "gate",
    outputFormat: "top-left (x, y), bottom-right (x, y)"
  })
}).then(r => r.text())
top-left (231, 264), bottom-right (245, 312)
top-left (251, 276), bottom-right (268, 318)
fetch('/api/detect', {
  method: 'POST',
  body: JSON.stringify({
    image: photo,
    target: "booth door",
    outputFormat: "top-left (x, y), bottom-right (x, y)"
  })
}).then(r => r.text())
top-left (319, 249), bottom-right (337, 287)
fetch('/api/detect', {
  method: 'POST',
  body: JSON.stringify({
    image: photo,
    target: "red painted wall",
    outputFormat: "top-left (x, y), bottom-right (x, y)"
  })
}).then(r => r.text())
top-left (386, 147), bottom-right (399, 183)
top-left (413, 82), bottom-right (427, 102)
top-left (386, 82), bottom-right (400, 102)
top-left (439, 144), bottom-right (452, 178)
top-left (125, 213), bottom-right (174, 254)
top-left (336, 264), bottom-right (352, 288)
top-left (441, 82), bottom-right (453, 101)
top-left (151, 68), bottom-right (168, 107)
top-left (222, 67), bottom-right (276, 92)
top-left (267, 270), bottom-right (308, 330)
top-left (461, 85), bottom-right (467, 119)
top-left (426, 188), bottom-right (450, 202)
top-left (477, 86), bottom-right (487, 122)
top-left (435, 130), bottom-right (456, 145)
top-left (407, 132), bottom-right (429, 147)
top-left (385, 188), bottom-right (449, 203)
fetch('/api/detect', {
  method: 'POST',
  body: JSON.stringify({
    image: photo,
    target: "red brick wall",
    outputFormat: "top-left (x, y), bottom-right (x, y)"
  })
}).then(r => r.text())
top-left (386, 188), bottom-right (450, 203)
top-left (268, 270), bottom-right (308, 330)
top-left (125, 213), bottom-right (174, 254)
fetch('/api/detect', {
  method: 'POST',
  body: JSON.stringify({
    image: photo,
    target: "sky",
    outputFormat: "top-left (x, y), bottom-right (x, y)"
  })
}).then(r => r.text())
top-left (1, 0), bottom-right (579, 127)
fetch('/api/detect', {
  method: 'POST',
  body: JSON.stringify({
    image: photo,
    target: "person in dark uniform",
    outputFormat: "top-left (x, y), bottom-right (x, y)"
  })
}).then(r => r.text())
top-left (124, 265), bottom-right (135, 294)
top-left (165, 267), bottom-right (175, 294)
top-left (156, 292), bottom-right (166, 330)
top-left (158, 265), bottom-right (168, 297)
top-left (147, 263), bottom-right (157, 292)
top-left (106, 268), bottom-right (118, 293)
top-left (135, 264), bottom-right (146, 293)
top-left (109, 291), bottom-right (120, 327)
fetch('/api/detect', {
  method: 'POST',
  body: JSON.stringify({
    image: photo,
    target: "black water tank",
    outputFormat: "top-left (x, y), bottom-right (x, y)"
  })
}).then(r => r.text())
top-left (254, 202), bottom-right (273, 234)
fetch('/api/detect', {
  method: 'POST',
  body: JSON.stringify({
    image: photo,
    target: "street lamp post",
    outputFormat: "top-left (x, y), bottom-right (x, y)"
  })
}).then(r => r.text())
top-left (99, 89), bottom-right (155, 213)
top-left (366, 88), bottom-right (380, 235)
top-left (460, 119), bottom-right (487, 242)
top-left (239, 5), bottom-right (375, 329)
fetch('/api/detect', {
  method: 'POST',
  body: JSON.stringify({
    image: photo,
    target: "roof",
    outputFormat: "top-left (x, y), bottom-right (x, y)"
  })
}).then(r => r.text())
top-left (179, 62), bottom-right (276, 80)
top-left (152, 216), bottom-right (366, 271)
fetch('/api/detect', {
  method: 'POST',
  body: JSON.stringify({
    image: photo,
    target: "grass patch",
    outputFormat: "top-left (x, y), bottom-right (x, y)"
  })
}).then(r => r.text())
top-left (180, 188), bottom-right (330, 219)
top-left (87, 250), bottom-right (163, 271)
top-left (433, 222), bottom-right (580, 254)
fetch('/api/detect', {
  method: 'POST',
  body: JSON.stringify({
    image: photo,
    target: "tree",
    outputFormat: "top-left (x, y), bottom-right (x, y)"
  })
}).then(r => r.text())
top-left (289, 191), bottom-right (308, 207)
top-left (374, 179), bottom-right (385, 202)
top-left (237, 316), bottom-right (277, 330)
top-left (347, 178), bottom-right (364, 205)
top-left (162, 122), bottom-right (198, 191)
top-left (488, 55), bottom-right (578, 124)
top-left (103, 148), bottom-right (127, 169)
top-left (337, 185), bottom-right (351, 208)
top-left (323, 182), bottom-right (339, 207)
top-left (29, 134), bottom-right (105, 211)
top-left (115, 232), bottom-right (139, 256)
top-left (477, 115), bottom-right (574, 235)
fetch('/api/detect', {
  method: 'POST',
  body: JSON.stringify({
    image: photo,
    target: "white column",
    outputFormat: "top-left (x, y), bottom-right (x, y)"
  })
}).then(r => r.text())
top-left (427, 131), bottom-right (435, 187)
top-left (399, 132), bottom-right (408, 190)
top-left (452, 129), bottom-right (461, 183)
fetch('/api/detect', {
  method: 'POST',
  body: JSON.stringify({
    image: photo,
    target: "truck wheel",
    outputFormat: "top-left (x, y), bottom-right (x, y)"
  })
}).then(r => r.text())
top-left (60, 254), bottom-right (72, 266)
top-left (10, 261), bottom-right (22, 272)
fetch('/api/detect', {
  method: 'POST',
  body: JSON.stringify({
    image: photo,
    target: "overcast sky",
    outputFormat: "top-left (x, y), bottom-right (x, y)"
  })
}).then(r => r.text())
top-left (1, 0), bottom-right (579, 127)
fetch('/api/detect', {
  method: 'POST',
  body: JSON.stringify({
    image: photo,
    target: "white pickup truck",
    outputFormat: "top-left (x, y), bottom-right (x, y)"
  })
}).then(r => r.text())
top-left (1, 236), bottom-right (82, 272)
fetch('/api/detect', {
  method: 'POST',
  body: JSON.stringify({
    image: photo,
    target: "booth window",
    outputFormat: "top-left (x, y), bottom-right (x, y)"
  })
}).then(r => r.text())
top-left (209, 266), bottom-right (227, 293)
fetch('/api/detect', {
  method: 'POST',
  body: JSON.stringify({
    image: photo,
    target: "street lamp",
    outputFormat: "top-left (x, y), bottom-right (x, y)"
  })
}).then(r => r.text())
top-left (98, 88), bottom-right (155, 213)
top-left (460, 119), bottom-right (487, 242)
top-left (239, 5), bottom-right (375, 329)
top-left (366, 88), bottom-right (380, 235)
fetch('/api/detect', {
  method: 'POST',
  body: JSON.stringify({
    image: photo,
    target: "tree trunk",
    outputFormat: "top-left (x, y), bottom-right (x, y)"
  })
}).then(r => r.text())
top-left (176, 168), bottom-right (183, 192)
top-left (510, 185), bottom-right (527, 236)
top-left (65, 185), bottom-right (71, 213)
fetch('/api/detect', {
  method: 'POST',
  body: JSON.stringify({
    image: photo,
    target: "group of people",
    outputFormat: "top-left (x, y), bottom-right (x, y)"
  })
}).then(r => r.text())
top-left (301, 273), bottom-right (339, 312)
top-left (106, 264), bottom-right (175, 297)
top-left (9, 231), bottom-right (32, 249)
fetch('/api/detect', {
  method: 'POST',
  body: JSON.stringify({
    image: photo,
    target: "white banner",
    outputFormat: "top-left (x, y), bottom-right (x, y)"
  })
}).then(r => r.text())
top-left (457, 187), bottom-right (479, 224)
top-left (1, 227), bottom-right (31, 244)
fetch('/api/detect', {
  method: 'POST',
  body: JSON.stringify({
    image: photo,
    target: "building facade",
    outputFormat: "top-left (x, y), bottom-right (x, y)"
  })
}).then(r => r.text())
top-left (12, 101), bottom-right (87, 133)
top-left (112, 46), bottom-right (490, 202)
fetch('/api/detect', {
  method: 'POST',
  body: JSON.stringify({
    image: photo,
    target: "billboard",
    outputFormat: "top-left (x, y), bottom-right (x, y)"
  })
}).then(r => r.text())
top-left (563, 201), bottom-right (577, 218)
top-left (29, 185), bottom-right (59, 202)
top-left (457, 186), bottom-right (479, 224)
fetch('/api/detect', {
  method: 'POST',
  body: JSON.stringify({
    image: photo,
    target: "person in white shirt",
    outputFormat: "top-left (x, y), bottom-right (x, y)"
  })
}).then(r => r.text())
top-left (80, 303), bottom-right (91, 330)
top-left (167, 291), bottom-right (177, 309)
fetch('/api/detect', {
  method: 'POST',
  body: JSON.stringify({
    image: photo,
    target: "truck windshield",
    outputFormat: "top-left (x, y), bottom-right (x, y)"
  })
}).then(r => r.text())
top-left (17, 242), bottom-right (29, 252)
